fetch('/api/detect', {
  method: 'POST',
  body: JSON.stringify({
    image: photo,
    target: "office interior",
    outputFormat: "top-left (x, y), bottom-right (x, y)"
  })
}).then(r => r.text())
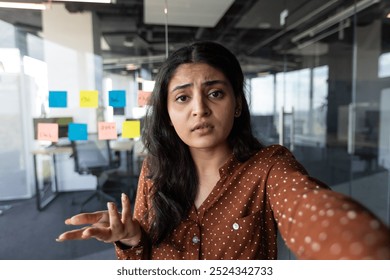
top-left (0, 0), bottom-right (390, 260)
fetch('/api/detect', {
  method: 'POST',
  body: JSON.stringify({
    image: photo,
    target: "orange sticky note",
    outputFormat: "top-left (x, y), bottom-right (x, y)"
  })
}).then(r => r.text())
top-left (137, 90), bottom-right (151, 107)
top-left (37, 123), bottom-right (59, 142)
top-left (80, 90), bottom-right (98, 108)
top-left (122, 120), bottom-right (141, 138)
top-left (98, 122), bottom-right (117, 140)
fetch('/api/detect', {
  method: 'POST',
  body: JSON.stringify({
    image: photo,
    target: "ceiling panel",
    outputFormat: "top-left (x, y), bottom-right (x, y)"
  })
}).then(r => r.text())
top-left (235, 0), bottom-right (284, 29)
top-left (144, 0), bottom-right (234, 27)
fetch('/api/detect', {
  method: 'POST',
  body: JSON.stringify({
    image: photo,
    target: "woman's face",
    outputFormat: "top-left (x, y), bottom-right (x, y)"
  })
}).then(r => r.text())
top-left (167, 63), bottom-right (239, 152)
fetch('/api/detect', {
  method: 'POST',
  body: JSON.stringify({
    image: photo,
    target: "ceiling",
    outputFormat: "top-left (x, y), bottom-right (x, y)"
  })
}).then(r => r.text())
top-left (0, 0), bottom-right (388, 76)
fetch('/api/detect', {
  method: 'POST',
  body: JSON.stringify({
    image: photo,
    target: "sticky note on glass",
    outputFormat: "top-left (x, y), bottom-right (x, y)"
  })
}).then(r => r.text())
top-left (80, 90), bottom-right (98, 108)
top-left (122, 120), bottom-right (141, 138)
top-left (68, 123), bottom-right (88, 141)
top-left (49, 91), bottom-right (67, 108)
top-left (37, 123), bottom-right (59, 142)
top-left (109, 90), bottom-right (126, 108)
top-left (98, 122), bottom-right (117, 140)
top-left (137, 90), bottom-right (152, 107)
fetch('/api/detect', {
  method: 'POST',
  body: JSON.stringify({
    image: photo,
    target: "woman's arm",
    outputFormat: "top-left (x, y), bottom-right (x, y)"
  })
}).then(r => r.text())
top-left (114, 160), bottom-right (152, 260)
top-left (265, 145), bottom-right (390, 259)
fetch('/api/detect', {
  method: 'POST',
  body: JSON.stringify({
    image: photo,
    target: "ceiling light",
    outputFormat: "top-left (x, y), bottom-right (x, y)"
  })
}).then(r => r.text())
top-left (100, 36), bottom-right (110, 51)
top-left (0, 1), bottom-right (114, 10)
top-left (126, 64), bottom-right (139, 71)
top-left (257, 71), bottom-right (270, 77)
top-left (123, 41), bottom-right (134, 48)
top-left (0, 2), bottom-right (48, 10)
top-left (52, 0), bottom-right (113, 3)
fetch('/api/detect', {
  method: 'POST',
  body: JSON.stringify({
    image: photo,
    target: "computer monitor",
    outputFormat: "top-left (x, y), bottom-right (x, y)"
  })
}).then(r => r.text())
top-left (56, 117), bottom-right (73, 138)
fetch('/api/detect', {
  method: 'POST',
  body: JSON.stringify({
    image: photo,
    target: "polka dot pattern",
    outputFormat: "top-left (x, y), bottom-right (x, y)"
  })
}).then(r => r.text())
top-left (115, 145), bottom-right (390, 260)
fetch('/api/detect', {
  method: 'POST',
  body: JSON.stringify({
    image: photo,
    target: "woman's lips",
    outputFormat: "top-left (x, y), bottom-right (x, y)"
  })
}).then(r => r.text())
top-left (191, 122), bottom-right (213, 132)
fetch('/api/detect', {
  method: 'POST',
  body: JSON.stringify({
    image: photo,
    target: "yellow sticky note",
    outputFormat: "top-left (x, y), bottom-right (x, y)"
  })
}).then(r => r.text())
top-left (37, 123), bottom-right (59, 142)
top-left (122, 120), bottom-right (141, 138)
top-left (80, 90), bottom-right (98, 108)
top-left (98, 122), bottom-right (117, 140)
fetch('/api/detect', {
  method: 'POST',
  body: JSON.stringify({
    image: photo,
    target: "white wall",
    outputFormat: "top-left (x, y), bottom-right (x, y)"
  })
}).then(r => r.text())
top-left (42, 4), bottom-right (99, 133)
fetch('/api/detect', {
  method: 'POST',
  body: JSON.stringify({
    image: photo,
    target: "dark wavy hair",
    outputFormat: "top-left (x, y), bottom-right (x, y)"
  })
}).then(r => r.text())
top-left (142, 41), bottom-right (264, 245)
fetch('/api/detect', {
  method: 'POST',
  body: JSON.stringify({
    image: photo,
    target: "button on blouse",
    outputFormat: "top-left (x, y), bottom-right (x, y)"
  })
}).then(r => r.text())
top-left (115, 145), bottom-right (390, 260)
top-left (192, 236), bottom-right (200, 244)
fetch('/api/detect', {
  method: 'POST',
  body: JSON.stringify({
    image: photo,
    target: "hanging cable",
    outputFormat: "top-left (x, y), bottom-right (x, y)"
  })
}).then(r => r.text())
top-left (164, 0), bottom-right (169, 58)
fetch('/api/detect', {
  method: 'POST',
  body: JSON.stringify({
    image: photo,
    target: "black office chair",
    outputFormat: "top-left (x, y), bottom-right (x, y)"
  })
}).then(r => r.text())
top-left (71, 134), bottom-right (121, 211)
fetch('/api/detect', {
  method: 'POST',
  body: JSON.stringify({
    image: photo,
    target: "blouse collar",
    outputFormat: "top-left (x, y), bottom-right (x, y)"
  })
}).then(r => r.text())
top-left (218, 153), bottom-right (240, 177)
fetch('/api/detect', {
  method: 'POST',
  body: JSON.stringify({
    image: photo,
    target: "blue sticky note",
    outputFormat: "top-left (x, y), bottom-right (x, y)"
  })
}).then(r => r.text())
top-left (68, 123), bottom-right (88, 141)
top-left (109, 90), bottom-right (126, 108)
top-left (49, 91), bottom-right (67, 108)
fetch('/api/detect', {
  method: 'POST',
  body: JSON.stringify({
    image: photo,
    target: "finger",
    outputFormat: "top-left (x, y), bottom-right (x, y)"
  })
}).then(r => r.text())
top-left (65, 211), bottom-right (106, 226)
top-left (107, 202), bottom-right (123, 232)
top-left (83, 227), bottom-right (112, 242)
top-left (56, 227), bottom-right (89, 242)
top-left (121, 193), bottom-right (132, 224)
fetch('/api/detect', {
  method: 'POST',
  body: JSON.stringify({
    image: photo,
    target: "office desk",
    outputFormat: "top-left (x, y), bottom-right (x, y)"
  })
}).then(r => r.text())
top-left (31, 146), bottom-right (72, 210)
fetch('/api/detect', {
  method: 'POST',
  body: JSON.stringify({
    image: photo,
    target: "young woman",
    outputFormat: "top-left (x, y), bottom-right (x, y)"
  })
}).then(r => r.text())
top-left (57, 41), bottom-right (390, 260)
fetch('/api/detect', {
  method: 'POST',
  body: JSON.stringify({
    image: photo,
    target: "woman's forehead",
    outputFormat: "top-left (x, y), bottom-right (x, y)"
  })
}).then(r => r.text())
top-left (169, 63), bottom-right (227, 83)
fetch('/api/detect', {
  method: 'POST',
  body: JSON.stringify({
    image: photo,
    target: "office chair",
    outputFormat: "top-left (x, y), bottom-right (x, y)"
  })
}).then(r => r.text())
top-left (71, 134), bottom-right (121, 212)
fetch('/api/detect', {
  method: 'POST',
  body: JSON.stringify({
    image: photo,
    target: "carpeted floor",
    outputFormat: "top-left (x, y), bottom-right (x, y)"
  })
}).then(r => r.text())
top-left (0, 191), bottom-right (124, 260)
top-left (0, 185), bottom-right (295, 260)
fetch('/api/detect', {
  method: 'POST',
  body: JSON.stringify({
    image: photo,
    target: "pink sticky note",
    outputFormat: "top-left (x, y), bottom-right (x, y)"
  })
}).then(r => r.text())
top-left (98, 122), bottom-right (117, 140)
top-left (37, 123), bottom-right (59, 142)
top-left (137, 90), bottom-right (151, 107)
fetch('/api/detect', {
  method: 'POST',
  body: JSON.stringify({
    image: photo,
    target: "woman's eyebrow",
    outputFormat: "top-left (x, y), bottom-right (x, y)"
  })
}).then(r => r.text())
top-left (203, 80), bottom-right (228, 87)
top-left (170, 83), bottom-right (192, 93)
top-left (170, 80), bottom-right (227, 93)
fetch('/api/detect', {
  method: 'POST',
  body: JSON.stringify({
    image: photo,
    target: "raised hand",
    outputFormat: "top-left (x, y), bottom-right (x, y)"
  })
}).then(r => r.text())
top-left (56, 193), bottom-right (141, 247)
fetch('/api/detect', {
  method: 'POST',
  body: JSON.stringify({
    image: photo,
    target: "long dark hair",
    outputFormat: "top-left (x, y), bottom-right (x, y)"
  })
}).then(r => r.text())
top-left (142, 41), bottom-right (264, 245)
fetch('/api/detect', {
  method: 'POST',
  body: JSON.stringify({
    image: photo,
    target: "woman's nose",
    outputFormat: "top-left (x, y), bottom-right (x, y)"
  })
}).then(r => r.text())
top-left (192, 95), bottom-right (210, 117)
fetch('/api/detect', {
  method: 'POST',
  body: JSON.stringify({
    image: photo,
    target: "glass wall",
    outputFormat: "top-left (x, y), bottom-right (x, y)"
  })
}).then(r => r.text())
top-left (0, 20), bottom-right (33, 200)
top-left (248, 0), bottom-right (390, 258)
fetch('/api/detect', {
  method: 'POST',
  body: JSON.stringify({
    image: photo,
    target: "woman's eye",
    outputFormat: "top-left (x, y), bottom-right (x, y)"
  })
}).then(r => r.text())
top-left (208, 90), bottom-right (223, 99)
top-left (176, 95), bottom-right (188, 102)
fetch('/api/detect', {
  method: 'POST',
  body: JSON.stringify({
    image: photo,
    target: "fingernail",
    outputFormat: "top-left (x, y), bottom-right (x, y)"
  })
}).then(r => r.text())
top-left (121, 193), bottom-right (127, 201)
top-left (107, 202), bottom-right (114, 210)
top-left (56, 235), bottom-right (63, 242)
top-left (64, 218), bottom-right (71, 225)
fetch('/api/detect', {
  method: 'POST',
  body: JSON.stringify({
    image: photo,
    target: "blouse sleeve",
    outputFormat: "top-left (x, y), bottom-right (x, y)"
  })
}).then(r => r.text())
top-left (265, 145), bottom-right (390, 259)
top-left (114, 160), bottom-right (152, 260)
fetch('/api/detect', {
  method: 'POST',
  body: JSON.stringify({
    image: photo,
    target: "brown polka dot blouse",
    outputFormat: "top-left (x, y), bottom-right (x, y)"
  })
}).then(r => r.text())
top-left (115, 145), bottom-right (390, 260)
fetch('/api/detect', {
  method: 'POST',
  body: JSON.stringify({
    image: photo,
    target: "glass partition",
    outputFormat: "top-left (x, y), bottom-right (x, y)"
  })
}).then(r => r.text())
top-left (248, 0), bottom-right (390, 259)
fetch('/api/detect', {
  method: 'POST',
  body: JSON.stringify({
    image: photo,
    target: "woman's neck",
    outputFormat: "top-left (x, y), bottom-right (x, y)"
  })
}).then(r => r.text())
top-left (189, 144), bottom-right (232, 177)
top-left (190, 144), bottom-right (232, 209)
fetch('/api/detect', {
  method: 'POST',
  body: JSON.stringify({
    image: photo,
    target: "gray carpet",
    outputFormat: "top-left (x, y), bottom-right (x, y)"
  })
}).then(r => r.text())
top-left (0, 191), bottom-right (120, 260)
